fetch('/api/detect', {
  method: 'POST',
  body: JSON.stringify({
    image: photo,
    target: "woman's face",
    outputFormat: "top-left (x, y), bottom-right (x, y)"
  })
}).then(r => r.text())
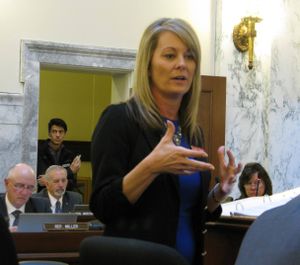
top-left (244, 172), bottom-right (266, 197)
top-left (149, 31), bottom-right (196, 102)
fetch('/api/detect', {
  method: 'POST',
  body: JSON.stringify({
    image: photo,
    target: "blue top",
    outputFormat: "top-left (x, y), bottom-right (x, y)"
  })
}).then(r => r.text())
top-left (172, 121), bottom-right (201, 265)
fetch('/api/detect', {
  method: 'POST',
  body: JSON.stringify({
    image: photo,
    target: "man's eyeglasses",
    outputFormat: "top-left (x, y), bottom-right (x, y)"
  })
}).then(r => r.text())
top-left (12, 183), bottom-right (36, 192)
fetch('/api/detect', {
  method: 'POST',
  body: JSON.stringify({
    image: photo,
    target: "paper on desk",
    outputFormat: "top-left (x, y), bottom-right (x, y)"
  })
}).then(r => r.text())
top-left (221, 187), bottom-right (300, 217)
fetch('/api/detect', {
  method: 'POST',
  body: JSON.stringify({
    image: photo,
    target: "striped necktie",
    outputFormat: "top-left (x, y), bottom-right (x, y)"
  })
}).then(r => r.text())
top-left (12, 210), bottom-right (22, 226)
top-left (55, 200), bottom-right (62, 213)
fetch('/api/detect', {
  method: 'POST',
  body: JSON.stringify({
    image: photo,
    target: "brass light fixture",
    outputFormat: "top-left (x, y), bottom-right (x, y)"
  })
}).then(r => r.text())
top-left (233, 16), bottom-right (262, 70)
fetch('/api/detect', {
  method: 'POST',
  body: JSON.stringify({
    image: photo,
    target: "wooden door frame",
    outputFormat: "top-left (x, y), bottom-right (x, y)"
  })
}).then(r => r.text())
top-left (199, 75), bottom-right (226, 189)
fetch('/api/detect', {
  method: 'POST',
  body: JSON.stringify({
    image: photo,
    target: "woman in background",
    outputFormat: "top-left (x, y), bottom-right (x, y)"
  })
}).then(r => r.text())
top-left (238, 162), bottom-right (272, 199)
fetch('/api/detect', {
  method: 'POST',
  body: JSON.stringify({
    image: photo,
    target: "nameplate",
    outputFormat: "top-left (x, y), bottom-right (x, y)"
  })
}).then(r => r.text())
top-left (43, 222), bottom-right (89, 231)
top-left (74, 211), bottom-right (94, 216)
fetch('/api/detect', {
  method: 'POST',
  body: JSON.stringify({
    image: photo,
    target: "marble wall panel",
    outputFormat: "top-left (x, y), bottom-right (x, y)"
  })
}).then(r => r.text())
top-left (0, 94), bottom-right (23, 192)
top-left (218, 0), bottom-right (300, 198)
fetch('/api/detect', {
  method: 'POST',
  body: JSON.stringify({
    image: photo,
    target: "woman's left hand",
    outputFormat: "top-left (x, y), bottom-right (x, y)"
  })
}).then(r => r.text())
top-left (217, 146), bottom-right (242, 194)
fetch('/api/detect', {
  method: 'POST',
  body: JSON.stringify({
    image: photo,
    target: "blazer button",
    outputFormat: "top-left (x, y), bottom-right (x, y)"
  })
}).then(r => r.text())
top-left (201, 251), bottom-right (207, 256)
top-left (204, 206), bottom-right (208, 210)
top-left (202, 229), bottom-right (207, 234)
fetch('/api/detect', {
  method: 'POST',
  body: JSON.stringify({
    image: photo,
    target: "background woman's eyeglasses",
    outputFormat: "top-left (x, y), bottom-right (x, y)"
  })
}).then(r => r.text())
top-left (244, 181), bottom-right (263, 189)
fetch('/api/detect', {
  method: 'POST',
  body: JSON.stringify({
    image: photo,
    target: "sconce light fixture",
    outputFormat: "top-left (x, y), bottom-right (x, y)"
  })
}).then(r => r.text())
top-left (233, 16), bottom-right (262, 70)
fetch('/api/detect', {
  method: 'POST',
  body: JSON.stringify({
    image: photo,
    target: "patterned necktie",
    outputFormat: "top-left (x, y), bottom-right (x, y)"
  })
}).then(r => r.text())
top-left (12, 210), bottom-right (22, 226)
top-left (55, 200), bottom-right (61, 213)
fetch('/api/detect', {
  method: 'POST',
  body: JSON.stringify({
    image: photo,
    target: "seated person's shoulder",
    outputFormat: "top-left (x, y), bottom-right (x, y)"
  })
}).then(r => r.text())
top-left (68, 191), bottom-right (83, 203)
top-left (31, 188), bottom-right (47, 198)
top-left (235, 195), bottom-right (300, 265)
top-left (30, 196), bottom-right (49, 204)
top-left (29, 196), bottom-right (51, 212)
top-left (37, 139), bottom-right (49, 151)
top-left (99, 102), bottom-right (132, 125)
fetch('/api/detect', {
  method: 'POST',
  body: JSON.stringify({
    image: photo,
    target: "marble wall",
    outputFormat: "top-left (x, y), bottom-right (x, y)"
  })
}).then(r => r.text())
top-left (216, 0), bottom-right (300, 198)
top-left (0, 94), bottom-right (23, 191)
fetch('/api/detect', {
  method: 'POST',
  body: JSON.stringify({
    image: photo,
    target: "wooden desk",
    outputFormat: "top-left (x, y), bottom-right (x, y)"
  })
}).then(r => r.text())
top-left (204, 216), bottom-right (255, 265)
top-left (13, 230), bottom-right (103, 265)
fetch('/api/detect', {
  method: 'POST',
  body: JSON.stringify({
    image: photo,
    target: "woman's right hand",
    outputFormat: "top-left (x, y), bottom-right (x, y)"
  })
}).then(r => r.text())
top-left (123, 120), bottom-right (215, 203)
top-left (145, 120), bottom-right (215, 175)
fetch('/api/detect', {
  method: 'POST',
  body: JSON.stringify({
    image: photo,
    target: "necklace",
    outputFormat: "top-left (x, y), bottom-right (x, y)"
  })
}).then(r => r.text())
top-left (163, 119), bottom-right (182, 146)
top-left (173, 125), bottom-right (182, 146)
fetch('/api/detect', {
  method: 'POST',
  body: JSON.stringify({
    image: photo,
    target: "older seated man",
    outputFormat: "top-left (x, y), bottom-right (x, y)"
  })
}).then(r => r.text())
top-left (0, 163), bottom-right (51, 231)
top-left (33, 165), bottom-right (82, 213)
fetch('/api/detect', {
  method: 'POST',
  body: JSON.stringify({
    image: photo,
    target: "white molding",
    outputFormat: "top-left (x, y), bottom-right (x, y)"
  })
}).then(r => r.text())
top-left (19, 39), bottom-right (136, 167)
top-left (20, 39), bottom-right (136, 82)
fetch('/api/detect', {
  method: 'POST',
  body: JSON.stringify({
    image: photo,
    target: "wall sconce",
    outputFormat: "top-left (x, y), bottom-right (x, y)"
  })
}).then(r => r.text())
top-left (233, 16), bottom-right (262, 70)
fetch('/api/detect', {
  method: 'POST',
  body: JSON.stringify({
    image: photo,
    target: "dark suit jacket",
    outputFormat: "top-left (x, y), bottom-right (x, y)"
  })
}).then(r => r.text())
top-left (235, 194), bottom-right (300, 265)
top-left (90, 101), bottom-right (222, 265)
top-left (37, 139), bottom-right (77, 191)
top-left (34, 188), bottom-right (83, 212)
top-left (0, 194), bottom-right (51, 225)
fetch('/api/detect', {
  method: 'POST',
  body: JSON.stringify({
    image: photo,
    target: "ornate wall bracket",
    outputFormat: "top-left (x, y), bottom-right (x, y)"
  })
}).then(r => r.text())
top-left (233, 16), bottom-right (262, 69)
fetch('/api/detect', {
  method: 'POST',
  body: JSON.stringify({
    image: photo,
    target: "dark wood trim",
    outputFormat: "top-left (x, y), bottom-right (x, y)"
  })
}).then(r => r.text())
top-left (13, 230), bottom-right (102, 265)
top-left (204, 216), bottom-right (255, 265)
top-left (199, 75), bottom-right (226, 188)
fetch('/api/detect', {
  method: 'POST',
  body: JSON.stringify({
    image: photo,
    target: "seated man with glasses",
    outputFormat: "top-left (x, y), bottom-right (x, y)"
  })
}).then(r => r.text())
top-left (237, 162), bottom-right (273, 199)
top-left (0, 163), bottom-right (51, 231)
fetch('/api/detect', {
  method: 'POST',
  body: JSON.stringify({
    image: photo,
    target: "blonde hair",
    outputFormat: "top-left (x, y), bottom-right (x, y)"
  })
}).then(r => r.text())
top-left (128, 18), bottom-right (202, 144)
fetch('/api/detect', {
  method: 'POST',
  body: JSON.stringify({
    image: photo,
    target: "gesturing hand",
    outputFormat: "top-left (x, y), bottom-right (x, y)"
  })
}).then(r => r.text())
top-left (70, 155), bottom-right (81, 173)
top-left (147, 120), bottom-right (215, 176)
top-left (123, 120), bottom-right (216, 204)
top-left (37, 175), bottom-right (46, 187)
top-left (217, 146), bottom-right (242, 194)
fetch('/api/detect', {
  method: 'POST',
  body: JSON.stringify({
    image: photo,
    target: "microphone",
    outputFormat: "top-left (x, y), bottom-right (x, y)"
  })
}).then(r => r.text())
top-left (255, 178), bottom-right (261, 196)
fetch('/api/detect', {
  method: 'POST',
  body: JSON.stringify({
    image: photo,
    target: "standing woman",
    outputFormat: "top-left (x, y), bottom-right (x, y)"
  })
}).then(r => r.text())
top-left (90, 18), bottom-right (242, 265)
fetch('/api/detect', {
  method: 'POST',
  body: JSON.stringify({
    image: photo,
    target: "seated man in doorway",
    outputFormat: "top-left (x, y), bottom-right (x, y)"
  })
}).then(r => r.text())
top-left (33, 165), bottom-right (82, 213)
top-left (0, 163), bottom-right (51, 231)
top-left (37, 118), bottom-right (81, 191)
